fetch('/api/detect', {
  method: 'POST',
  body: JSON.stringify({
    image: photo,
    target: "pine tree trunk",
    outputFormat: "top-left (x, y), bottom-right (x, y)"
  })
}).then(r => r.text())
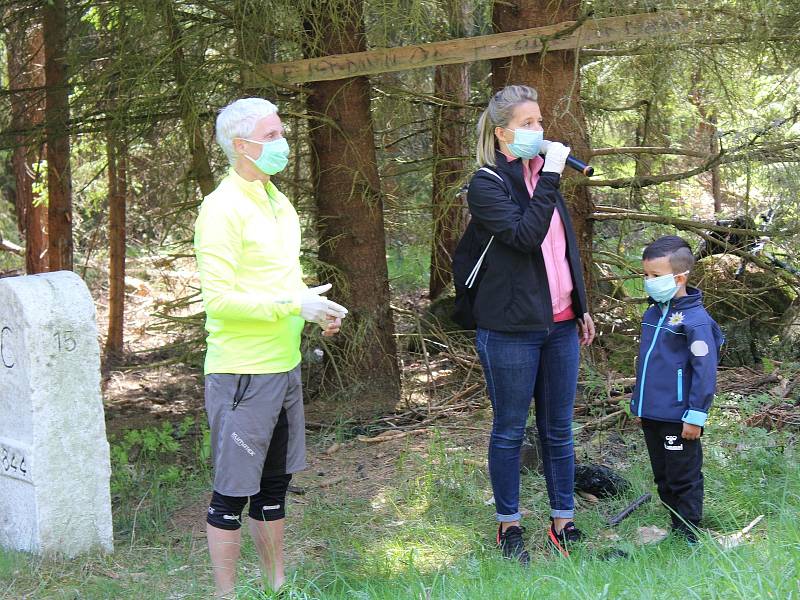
top-left (302, 0), bottom-right (400, 414)
top-left (429, 0), bottom-right (471, 300)
top-left (632, 98), bottom-right (653, 207)
top-left (710, 120), bottom-right (722, 214)
top-left (105, 133), bottom-right (127, 359)
top-left (689, 72), bottom-right (722, 214)
top-left (159, 0), bottom-right (216, 196)
top-left (492, 0), bottom-right (594, 294)
top-left (43, 0), bottom-right (73, 272)
top-left (6, 11), bottom-right (48, 273)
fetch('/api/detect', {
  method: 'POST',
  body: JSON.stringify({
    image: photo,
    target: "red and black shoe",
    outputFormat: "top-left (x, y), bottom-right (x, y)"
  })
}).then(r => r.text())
top-left (497, 525), bottom-right (530, 565)
top-left (547, 520), bottom-right (583, 557)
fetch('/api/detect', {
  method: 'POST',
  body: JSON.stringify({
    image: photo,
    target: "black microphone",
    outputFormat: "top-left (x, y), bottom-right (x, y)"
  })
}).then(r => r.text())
top-left (540, 140), bottom-right (594, 177)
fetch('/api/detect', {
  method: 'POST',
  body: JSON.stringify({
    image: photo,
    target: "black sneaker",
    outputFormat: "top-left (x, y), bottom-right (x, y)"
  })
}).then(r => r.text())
top-left (671, 523), bottom-right (699, 545)
top-left (497, 525), bottom-right (530, 565)
top-left (547, 521), bottom-right (583, 557)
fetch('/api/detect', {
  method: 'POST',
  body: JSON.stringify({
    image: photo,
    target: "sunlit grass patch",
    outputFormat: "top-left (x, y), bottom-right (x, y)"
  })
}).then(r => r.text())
top-left (1, 403), bottom-right (798, 599)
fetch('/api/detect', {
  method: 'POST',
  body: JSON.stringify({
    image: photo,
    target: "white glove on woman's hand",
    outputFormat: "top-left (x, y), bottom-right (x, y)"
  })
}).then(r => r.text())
top-left (540, 140), bottom-right (570, 174)
top-left (299, 284), bottom-right (348, 324)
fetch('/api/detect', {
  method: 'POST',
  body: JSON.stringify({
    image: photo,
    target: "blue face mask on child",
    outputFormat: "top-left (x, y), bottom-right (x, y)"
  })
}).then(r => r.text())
top-left (242, 137), bottom-right (290, 175)
top-left (506, 128), bottom-right (543, 159)
top-left (644, 271), bottom-right (689, 303)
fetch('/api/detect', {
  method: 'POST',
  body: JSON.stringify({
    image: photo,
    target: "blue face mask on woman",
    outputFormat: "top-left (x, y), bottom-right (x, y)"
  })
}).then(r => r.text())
top-left (506, 128), bottom-right (543, 159)
top-left (644, 271), bottom-right (689, 303)
top-left (241, 137), bottom-right (290, 175)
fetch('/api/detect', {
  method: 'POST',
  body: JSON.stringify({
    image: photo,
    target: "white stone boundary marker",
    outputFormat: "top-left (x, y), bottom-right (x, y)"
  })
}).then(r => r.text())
top-left (0, 271), bottom-right (113, 556)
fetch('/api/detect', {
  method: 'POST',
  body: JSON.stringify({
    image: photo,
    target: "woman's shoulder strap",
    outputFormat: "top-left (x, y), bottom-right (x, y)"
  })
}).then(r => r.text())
top-left (478, 166), bottom-right (504, 182)
top-left (473, 165), bottom-right (511, 200)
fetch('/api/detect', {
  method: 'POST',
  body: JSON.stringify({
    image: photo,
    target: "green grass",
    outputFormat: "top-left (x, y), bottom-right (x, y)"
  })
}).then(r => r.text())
top-left (1, 411), bottom-right (798, 599)
top-left (265, 425), bottom-right (799, 600)
top-left (387, 242), bottom-right (430, 292)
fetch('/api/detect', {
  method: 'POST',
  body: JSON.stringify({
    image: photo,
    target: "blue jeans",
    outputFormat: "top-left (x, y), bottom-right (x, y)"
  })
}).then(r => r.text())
top-left (476, 322), bottom-right (580, 522)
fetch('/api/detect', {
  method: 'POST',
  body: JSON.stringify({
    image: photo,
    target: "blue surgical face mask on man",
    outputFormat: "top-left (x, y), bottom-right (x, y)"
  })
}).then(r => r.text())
top-left (506, 128), bottom-right (543, 159)
top-left (241, 137), bottom-right (290, 175)
top-left (644, 271), bottom-right (690, 303)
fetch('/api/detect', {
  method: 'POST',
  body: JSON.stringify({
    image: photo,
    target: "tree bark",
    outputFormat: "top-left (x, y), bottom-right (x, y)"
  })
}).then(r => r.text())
top-left (6, 10), bottom-right (48, 273)
top-left (43, 0), bottom-right (73, 271)
top-left (689, 71), bottom-right (722, 214)
top-left (429, 0), bottom-right (471, 300)
top-left (709, 116), bottom-right (721, 213)
top-left (302, 0), bottom-right (400, 414)
top-left (632, 98), bottom-right (652, 207)
top-left (709, 116), bottom-right (721, 214)
top-left (159, 0), bottom-right (216, 196)
top-left (105, 132), bottom-right (127, 359)
top-left (491, 0), bottom-right (594, 294)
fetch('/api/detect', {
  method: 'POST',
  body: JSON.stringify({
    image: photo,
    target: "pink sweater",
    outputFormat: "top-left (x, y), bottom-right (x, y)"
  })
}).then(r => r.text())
top-left (504, 153), bottom-right (576, 321)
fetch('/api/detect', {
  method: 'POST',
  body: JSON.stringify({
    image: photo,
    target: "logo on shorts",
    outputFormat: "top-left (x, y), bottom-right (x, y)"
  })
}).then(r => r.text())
top-left (262, 504), bottom-right (281, 511)
top-left (231, 432), bottom-right (255, 456)
top-left (222, 514), bottom-right (239, 521)
top-left (664, 435), bottom-right (683, 451)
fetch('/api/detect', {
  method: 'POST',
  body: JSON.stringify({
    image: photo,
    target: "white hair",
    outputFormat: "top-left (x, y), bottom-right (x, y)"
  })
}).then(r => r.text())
top-left (215, 98), bottom-right (279, 165)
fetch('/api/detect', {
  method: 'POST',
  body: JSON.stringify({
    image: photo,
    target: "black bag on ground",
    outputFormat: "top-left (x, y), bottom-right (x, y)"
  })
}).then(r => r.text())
top-left (574, 464), bottom-right (631, 498)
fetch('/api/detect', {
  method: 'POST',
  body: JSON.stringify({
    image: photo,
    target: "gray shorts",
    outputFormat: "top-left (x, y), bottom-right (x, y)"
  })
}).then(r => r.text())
top-left (205, 366), bottom-right (306, 496)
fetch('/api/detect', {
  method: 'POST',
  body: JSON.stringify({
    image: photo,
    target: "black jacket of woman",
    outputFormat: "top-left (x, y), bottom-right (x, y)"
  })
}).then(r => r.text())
top-left (460, 149), bottom-right (588, 332)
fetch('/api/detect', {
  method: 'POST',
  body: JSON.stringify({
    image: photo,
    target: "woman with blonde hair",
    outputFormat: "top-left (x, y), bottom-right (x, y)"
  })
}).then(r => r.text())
top-left (457, 85), bottom-right (595, 563)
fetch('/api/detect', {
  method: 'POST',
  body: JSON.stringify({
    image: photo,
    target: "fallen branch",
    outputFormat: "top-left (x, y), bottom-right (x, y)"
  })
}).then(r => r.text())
top-left (0, 235), bottom-right (23, 255)
top-left (608, 493), bottom-right (652, 526)
top-left (356, 428), bottom-right (428, 443)
top-left (740, 514), bottom-right (765, 536)
top-left (745, 401), bottom-right (800, 431)
top-left (443, 382), bottom-right (483, 404)
top-left (317, 475), bottom-right (345, 488)
top-left (715, 515), bottom-right (765, 549)
top-left (304, 421), bottom-right (328, 431)
top-left (577, 491), bottom-right (600, 504)
top-left (582, 410), bottom-right (625, 431)
top-left (441, 351), bottom-right (480, 370)
top-left (324, 442), bottom-right (343, 455)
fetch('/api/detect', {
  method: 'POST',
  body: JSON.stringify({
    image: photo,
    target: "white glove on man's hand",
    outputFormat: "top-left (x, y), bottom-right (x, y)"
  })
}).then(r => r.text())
top-left (299, 284), bottom-right (348, 324)
top-left (540, 140), bottom-right (570, 174)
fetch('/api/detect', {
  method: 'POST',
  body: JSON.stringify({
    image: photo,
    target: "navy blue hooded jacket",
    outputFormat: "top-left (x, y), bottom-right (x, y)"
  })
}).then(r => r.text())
top-left (630, 287), bottom-right (724, 427)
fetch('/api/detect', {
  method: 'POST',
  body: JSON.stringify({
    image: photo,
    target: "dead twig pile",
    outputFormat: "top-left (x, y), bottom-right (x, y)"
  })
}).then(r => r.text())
top-left (745, 402), bottom-right (800, 431)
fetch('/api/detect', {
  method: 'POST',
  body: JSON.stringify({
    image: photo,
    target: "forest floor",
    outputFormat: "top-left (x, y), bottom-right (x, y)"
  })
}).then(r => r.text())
top-left (1, 263), bottom-right (799, 599)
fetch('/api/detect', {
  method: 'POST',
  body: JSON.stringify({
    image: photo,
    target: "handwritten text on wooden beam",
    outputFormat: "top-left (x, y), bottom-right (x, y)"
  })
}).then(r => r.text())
top-left (245, 11), bottom-right (692, 86)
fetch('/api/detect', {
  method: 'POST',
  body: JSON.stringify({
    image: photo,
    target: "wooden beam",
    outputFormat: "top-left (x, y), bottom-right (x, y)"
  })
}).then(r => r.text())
top-left (245, 11), bottom-right (695, 86)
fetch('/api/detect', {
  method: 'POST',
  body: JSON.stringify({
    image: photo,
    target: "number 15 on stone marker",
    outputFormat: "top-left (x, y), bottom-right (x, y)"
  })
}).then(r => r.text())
top-left (53, 330), bottom-right (77, 353)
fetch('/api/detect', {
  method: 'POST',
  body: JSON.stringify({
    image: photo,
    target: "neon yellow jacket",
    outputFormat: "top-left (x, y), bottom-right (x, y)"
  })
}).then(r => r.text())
top-left (194, 169), bottom-right (305, 374)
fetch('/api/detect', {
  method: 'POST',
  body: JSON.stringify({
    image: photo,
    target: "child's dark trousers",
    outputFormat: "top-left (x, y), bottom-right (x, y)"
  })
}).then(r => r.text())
top-left (641, 418), bottom-right (703, 531)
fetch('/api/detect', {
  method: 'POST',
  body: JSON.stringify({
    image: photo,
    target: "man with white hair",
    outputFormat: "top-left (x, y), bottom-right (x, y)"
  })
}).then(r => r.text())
top-left (194, 97), bottom-right (347, 597)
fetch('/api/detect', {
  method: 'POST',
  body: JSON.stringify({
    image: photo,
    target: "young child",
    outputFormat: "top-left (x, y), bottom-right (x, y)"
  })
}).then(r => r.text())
top-left (631, 236), bottom-right (724, 542)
